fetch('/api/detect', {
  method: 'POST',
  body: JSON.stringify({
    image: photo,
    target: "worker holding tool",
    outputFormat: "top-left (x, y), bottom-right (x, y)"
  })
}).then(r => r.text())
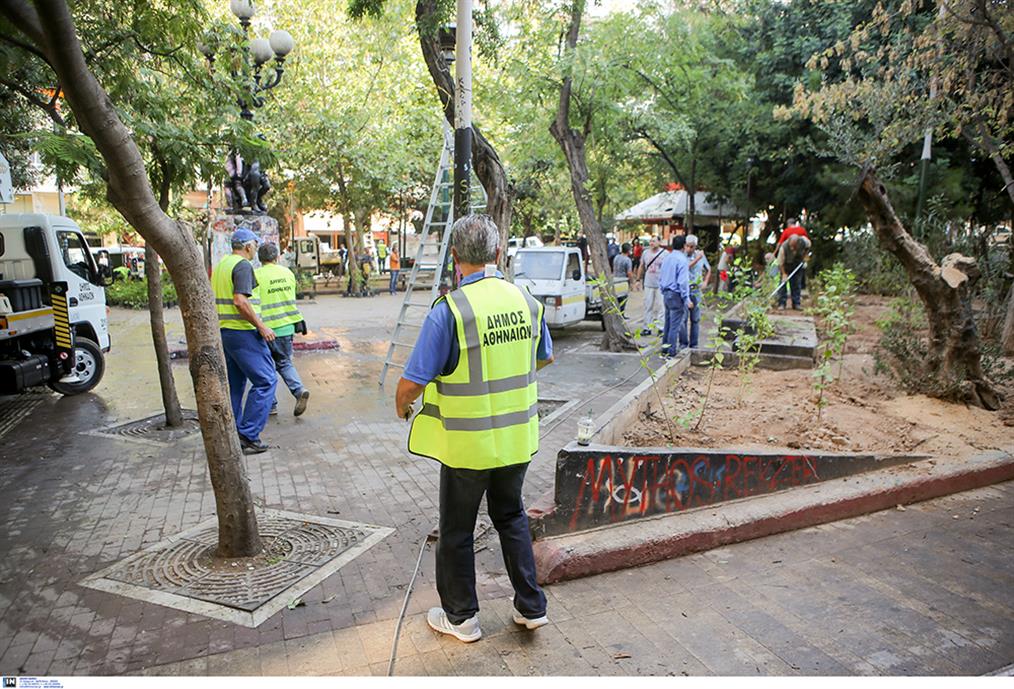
top-left (395, 214), bottom-right (554, 643)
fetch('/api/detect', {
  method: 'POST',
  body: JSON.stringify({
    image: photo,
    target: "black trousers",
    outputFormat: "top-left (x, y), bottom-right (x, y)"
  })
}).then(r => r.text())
top-left (436, 462), bottom-right (547, 624)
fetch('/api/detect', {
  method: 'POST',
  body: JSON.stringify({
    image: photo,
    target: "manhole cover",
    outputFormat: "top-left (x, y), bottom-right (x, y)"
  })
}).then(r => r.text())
top-left (85, 410), bottom-right (201, 447)
top-left (81, 510), bottom-right (393, 627)
top-left (0, 391), bottom-right (54, 442)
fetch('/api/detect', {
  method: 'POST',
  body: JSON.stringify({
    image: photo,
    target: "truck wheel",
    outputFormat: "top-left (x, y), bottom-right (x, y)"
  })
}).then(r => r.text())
top-left (49, 337), bottom-right (105, 396)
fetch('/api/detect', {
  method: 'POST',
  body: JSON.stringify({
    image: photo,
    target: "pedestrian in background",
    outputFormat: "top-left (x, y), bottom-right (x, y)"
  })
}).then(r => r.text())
top-left (377, 240), bottom-right (389, 274)
top-left (680, 234), bottom-right (711, 349)
top-left (614, 243), bottom-right (633, 282)
top-left (388, 247), bottom-right (401, 295)
top-left (211, 228), bottom-right (277, 454)
top-left (658, 234), bottom-right (692, 357)
top-left (396, 214), bottom-right (554, 644)
top-left (638, 236), bottom-right (666, 335)
top-left (256, 243), bottom-right (311, 418)
top-left (777, 234), bottom-right (811, 310)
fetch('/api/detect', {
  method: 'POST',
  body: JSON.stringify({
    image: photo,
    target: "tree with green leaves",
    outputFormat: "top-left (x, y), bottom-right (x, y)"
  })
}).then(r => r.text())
top-left (795, 0), bottom-right (1006, 409)
top-left (348, 0), bottom-right (517, 266)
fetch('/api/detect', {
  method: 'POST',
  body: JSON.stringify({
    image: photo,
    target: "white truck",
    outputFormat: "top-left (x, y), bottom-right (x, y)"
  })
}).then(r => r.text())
top-left (512, 246), bottom-right (628, 329)
top-left (0, 213), bottom-right (112, 395)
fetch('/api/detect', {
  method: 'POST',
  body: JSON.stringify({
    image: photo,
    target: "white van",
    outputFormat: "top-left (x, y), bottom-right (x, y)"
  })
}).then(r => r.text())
top-left (512, 247), bottom-right (628, 329)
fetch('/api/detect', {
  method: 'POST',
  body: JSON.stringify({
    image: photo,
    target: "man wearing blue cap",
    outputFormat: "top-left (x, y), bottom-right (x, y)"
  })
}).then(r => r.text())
top-left (211, 228), bottom-right (278, 454)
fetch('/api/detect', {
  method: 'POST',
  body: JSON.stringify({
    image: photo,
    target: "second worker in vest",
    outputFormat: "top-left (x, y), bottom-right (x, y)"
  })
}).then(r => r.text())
top-left (211, 229), bottom-right (277, 455)
top-left (256, 243), bottom-right (311, 417)
top-left (395, 214), bottom-right (554, 643)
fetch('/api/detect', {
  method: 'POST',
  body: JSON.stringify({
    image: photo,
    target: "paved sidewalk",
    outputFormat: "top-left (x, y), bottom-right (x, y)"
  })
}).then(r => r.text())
top-left (0, 293), bottom-right (657, 675)
top-left (2, 291), bottom-right (1011, 677)
top-left (141, 483), bottom-right (1014, 676)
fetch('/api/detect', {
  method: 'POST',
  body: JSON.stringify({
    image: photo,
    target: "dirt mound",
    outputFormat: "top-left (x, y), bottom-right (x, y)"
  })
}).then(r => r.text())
top-left (624, 296), bottom-right (1014, 456)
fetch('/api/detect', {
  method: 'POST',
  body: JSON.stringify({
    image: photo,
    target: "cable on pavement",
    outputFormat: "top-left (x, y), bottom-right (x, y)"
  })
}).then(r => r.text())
top-left (387, 527), bottom-right (435, 676)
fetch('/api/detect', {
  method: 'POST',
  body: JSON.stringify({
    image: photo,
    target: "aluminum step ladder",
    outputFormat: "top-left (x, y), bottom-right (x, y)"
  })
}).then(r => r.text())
top-left (378, 123), bottom-right (487, 387)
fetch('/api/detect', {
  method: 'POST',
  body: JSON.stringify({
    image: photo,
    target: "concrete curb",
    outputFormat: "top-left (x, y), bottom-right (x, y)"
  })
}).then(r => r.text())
top-left (589, 350), bottom-right (691, 446)
top-left (533, 449), bottom-right (1014, 585)
top-left (169, 339), bottom-right (340, 359)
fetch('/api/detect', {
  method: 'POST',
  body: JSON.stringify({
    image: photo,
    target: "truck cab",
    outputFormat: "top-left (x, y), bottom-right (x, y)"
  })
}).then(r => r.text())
top-left (512, 246), bottom-right (627, 329)
top-left (0, 213), bottom-right (111, 395)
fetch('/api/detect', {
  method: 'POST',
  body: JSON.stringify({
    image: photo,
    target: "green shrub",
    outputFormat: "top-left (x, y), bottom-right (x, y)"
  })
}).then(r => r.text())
top-left (105, 276), bottom-right (177, 309)
top-left (839, 232), bottom-right (909, 296)
top-left (809, 264), bottom-right (856, 419)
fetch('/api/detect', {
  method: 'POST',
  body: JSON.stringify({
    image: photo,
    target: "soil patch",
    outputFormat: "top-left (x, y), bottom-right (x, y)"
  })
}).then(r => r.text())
top-left (625, 296), bottom-right (1014, 456)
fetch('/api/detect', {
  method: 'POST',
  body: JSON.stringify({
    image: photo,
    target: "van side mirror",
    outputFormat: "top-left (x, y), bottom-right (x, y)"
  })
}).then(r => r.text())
top-left (572, 269), bottom-right (581, 281)
top-left (95, 250), bottom-right (113, 286)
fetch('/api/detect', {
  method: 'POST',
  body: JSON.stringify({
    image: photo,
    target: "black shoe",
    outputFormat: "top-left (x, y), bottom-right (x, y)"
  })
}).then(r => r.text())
top-left (294, 390), bottom-right (310, 417)
top-left (239, 435), bottom-right (269, 455)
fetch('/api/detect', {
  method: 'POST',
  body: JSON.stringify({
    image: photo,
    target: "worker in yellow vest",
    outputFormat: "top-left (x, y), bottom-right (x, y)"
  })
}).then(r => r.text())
top-left (256, 243), bottom-right (310, 417)
top-left (395, 214), bottom-right (555, 643)
top-left (211, 228), bottom-right (277, 455)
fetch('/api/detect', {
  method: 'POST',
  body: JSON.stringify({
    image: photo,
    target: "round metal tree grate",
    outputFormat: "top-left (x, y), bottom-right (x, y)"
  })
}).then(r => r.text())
top-left (102, 515), bottom-right (368, 613)
top-left (86, 410), bottom-right (201, 446)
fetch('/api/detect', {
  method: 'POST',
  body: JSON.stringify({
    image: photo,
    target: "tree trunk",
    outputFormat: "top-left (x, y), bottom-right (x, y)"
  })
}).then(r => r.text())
top-left (416, 0), bottom-right (515, 270)
top-left (17, 0), bottom-right (262, 557)
top-left (1002, 282), bottom-right (1014, 356)
top-left (550, 0), bottom-right (632, 352)
top-left (145, 244), bottom-right (184, 427)
top-left (146, 163), bottom-right (184, 427)
top-left (856, 169), bottom-right (1000, 410)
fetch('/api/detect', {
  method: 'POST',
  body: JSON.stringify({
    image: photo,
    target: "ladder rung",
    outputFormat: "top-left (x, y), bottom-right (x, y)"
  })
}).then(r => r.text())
top-left (403, 302), bottom-right (431, 308)
top-left (384, 361), bottom-right (405, 369)
top-left (391, 341), bottom-right (415, 348)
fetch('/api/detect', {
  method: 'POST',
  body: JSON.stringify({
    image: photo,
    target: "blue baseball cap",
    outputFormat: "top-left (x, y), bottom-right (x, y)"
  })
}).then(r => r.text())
top-left (231, 228), bottom-right (260, 245)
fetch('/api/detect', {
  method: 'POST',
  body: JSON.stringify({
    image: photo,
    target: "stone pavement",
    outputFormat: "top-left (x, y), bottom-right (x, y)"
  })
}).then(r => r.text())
top-left (0, 291), bottom-right (659, 676)
top-left (1, 290), bottom-right (1011, 676)
top-left (140, 483), bottom-right (1014, 676)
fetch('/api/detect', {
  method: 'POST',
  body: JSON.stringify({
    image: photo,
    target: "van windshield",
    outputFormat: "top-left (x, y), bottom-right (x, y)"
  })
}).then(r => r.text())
top-left (513, 252), bottom-right (564, 280)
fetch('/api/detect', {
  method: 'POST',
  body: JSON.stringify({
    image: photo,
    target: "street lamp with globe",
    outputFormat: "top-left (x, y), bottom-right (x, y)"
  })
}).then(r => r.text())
top-left (198, 0), bottom-right (295, 214)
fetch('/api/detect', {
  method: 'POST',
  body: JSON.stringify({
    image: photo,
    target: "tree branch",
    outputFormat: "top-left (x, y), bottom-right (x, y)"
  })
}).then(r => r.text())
top-left (0, 76), bottom-right (67, 126)
top-left (0, 28), bottom-right (49, 63)
top-left (0, 0), bottom-right (44, 46)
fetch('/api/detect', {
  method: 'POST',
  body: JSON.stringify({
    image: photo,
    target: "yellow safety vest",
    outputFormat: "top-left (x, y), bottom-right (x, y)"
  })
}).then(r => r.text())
top-left (408, 276), bottom-right (543, 469)
top-left (212, 254), bottom-right (260, 330)
top-left (255, 262), bottom-right (302, 331)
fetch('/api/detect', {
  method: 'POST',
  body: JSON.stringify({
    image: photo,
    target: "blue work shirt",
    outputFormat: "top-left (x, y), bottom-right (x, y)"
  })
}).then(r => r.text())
top-left (658, 250), bottom-right (690, 304)
top-left (403, 271), bottom-right (553, 385)
top-left (688, 251), bottom-right (710, 291)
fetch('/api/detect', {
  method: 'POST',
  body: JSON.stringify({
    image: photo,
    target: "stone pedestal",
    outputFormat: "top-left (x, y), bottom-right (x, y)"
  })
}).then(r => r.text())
top-left (209, 213), bottom-right (279, 268)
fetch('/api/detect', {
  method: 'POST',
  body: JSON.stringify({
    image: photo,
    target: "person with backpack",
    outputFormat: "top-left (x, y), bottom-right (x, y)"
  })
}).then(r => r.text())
top-left (638, 236), bottom-right (667, 335)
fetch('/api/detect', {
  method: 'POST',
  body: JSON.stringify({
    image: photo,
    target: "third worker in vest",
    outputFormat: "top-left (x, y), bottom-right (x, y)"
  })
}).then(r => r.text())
top-left (256, 243), bottom-right (311, 417)
top-left (395, 214), bottom-right (554, 643)
top-left (211, 228), bottom-right (277, 455)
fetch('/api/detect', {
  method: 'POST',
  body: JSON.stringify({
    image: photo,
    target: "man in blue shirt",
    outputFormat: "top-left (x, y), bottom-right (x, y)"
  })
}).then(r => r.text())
top-left (395, 215), bottom-right (554, 643)
top-left (400, 277), bottom-right (553, 386)
top-left (658, 234), bottom-right (692, 357)
top-left (681, 234), bottom-right (711, 348)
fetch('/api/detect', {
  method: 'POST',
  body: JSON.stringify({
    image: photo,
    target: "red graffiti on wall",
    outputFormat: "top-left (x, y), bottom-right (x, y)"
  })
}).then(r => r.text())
top-left (566, 452), bottom-right (818, 530)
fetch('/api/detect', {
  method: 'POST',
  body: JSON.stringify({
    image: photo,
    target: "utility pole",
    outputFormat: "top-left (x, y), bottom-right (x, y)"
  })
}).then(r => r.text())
top-left (452, 0), bottom-right (473, 223)
top-left (915, 2), bottom-right (945, 229)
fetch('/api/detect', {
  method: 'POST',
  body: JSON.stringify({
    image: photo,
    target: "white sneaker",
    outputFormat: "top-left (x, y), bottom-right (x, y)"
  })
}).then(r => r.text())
top-left (427, 607), bottom-right (482, 642)
top-left (512, 606), bottom-right (549, 630)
